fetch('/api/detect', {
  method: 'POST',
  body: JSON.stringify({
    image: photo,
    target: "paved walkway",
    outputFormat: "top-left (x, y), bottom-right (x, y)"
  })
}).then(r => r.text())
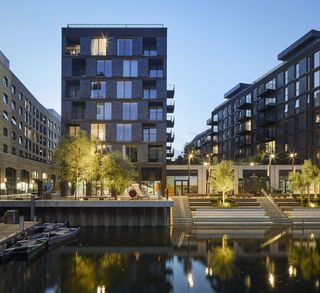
top-left (0, 222), bottom-right (37, 244)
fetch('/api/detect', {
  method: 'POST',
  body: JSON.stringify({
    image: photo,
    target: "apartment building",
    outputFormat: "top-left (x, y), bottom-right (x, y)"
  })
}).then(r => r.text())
top-left (61, 25), bottom-right (175, 196)
top-left (0, 50), bottom-right (61, 194)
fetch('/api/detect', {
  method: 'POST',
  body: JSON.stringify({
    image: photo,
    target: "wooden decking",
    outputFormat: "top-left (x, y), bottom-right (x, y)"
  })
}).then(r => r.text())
top-left (0, 222), bottom-right (38, 245)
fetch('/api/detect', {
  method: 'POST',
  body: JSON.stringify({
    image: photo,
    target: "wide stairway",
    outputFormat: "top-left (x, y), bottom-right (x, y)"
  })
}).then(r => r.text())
top-left (256, 192), bottom-right (292, 225)
top-left (172, 196), bottom-right (194, 226)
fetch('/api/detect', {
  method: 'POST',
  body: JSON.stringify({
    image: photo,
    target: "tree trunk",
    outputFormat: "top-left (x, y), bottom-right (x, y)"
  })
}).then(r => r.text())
top-left (222, 191), bottom-right (225, 206)
top-left (307, 187), bottom-right (310, 206)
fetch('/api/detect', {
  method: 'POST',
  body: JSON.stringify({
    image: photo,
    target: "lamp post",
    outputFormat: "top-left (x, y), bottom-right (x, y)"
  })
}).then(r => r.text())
top-left (188, 153), bottom-right (193, 194)
top-left (289, 152), bottom-right (296, 173)
top-left (268, 153), bottom-right (275, 193)
top-left (203, 161), bottom-right (209, 195)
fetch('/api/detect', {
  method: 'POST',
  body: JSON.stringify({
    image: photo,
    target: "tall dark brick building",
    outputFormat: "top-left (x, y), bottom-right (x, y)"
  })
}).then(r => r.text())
top-left (61, 25), bottom-right (175, 196)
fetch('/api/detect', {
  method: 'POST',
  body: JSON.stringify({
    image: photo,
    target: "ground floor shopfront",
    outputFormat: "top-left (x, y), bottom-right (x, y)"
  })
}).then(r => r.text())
top-left (0, 152), bottom-right (58, 195)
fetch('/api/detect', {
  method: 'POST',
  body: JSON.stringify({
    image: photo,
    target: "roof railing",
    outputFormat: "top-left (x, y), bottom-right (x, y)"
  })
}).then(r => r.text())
top-left (66, 24), bottom-right (164, 28)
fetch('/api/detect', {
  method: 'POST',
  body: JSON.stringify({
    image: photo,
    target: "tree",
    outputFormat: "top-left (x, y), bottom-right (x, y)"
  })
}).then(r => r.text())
top-left (300, 160), bottom-right (315, 205)
top-left (99, 152), bottom-right (137, 198)
top-left (208, 160), bottom-right (234, 206)
top-left (288, 171), bottom-right (305, 204)
top-left (53, 131), bottom-right (96, 198)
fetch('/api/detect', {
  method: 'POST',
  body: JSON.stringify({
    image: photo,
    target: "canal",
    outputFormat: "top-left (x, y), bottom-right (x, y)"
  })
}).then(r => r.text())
top-left (1, 227), bottom-right (320, 292)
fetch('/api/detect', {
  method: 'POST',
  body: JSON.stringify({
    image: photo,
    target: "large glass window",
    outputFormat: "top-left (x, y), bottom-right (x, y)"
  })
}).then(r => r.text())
top-left (315, 90), bottom-right (320, 107)
top-left (116, 124), bottom-right (132, 141)
top-left (97, 60), bottom-right (112, 77)
top-left (314, 70), bottom-right (320, 88)
top-left (143, 81), bottom-right (157, 99)
top-left (91, 38), bottom-right (107, 56)
top-left (68, 125), bottom-right (80, 136)
top-left (117, 81), bottom-right (132, 98)
top-left (117, 39), bottom-right (132, 56)
top-left (91, 81), bottom-right (106, 98)
top-left (123, 60), bottom-right (138, 77)
top-left (295, 81), bottom-right (300, 96)
top-left (284, 87), bottom-right (288, 102)
top-left (149, 106), bottom-right (163, 120)
top-left (284, 70), bottom-right (289, 84)
top-left (123, 103), bottom-right (137, 120)
top-left (143, 127), bottom-right (157, 141)
top-left (3, 77), bottom-right (8, 87)
top-left (2, 94), bottom-right (8, 104)
top-left (148, 145), bottom-right (163, 162)
top-left (122, 145), bottom-right (137, 162)
top-left (314, 51), bottom-right (320, 68)
top-left (97, 103), bottom-right (112, 120)
top-left (295, 63), bottom-right (300, 79)
top-left (91, 123), bottom-right (106, 141)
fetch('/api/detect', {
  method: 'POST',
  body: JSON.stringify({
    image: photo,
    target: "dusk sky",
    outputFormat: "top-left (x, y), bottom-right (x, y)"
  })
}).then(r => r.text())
top-left (1, 0), bottom-right (320, 155)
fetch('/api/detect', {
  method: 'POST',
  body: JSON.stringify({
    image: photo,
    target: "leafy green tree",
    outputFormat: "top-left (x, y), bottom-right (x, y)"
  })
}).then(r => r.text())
top-left (300, 160), bottom-right (316, 205)
top-left (208, 160), bottom-right (234, 206)
top-left (100, 152), bottom-right (137, 198)
top-left (288, 171), bottom-right (305, 204)
top-left (53, 131), bottom-right (96, 198)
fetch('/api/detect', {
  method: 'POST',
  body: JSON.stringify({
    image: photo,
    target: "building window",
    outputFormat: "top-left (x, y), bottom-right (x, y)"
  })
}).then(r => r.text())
top-left (117, 39), bottom-right (132, 56)
top-left (97, 60), bottom-right (112, 77)
top-left (315, 114), bottom-right (320, 124)
top-left (143, 81), bottom-right (157, 99)
top-left (97, 103), bottom-right (112, 120)
top-left (11, 131), bottom-right (16, 141)
top-left (91, 38), bottom-right (107, 56)
top-left (72, 59), bottom-right (86, 76)
top-left (149, 106), bottom-right (163, 120)
top-left (143, 126), bottom-right (157, 142)
top-left (12, 85), bottom-right (16, 94)
top-left (284, 70), bottom-right (289, 84)
top-left (315, 90), bottom-right (320, 107)
top-left (19, 122), bottom-right (23, 130)
top-left (19, 92), bottom-right (23, 101)
top-left (19, 107), bottom-right (23, 115)
top-left (314, 51), bottom-right (320, 69)
top-left (3, 111), bottom-right (8, 120)
top-left (117, 81), bottom-right (132, 98)
top-left (295, 98), bottom-right (299, 113)
top-left (11, 117), bottom-right (17, 126)
top-left (117, 124), bottom-right (132, 141)
top-left (11, 101), bottom-right (16, 111)
top-left (265, 78), bottom-right (276, 90)
top-left (3, 144), bottom-right (8, 153)
top-left (3, 127), bottom-right (8, 137)
top-left (91, 81), bottom-right (106, 98)
top-left (68, 125), bottom-right (80, 136)
top-left (284, 103), bottom-right (288, 115)
top-left (284, 87), bottom-right (288, 102)
top-left (295, 63), bottom-right (300, 79)
top-left (3, 77), bottom-right (8, 87)
top-left (295, 81), bottom-right (300, 96)
top-left (149, 59), bottom-right (163, 77)
top-left (2, 94), bottom-right (8, 104)
top-left (265, 140), bottom-right (276, 154)
top-left (314, 70), bottom-right (320, 88)
top-left (123, 60), bottom-right (138, 77)
top-left (123, 103), bottom-right (137, 120)
top-left (91, 123), bottom-right (106, 141)
top-left (148, 145), bottom-right (163, 162)
top-left (72, 103), bottom-right (85, 120)
top-left (122, 145), bottom-right (137, 162)
top-left (143, 38), bottom-right (157, 56)
top-left (19, 136), bottom-right (23, 144)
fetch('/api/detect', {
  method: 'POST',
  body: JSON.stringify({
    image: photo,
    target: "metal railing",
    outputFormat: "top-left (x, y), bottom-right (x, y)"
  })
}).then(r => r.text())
top-left (67, 24), bottom-right (164, 28)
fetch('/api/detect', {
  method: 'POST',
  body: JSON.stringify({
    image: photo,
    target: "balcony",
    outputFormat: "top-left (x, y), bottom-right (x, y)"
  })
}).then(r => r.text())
top-left (257, 114), bottom-right (276, 126)
top-left (167, 115), bottom-right (175, 128)
top-left (143, 38), bottom-right (157, 56)
top-left (238, 136), bottom-right (251, 147)
top-left (258, 128), bottom-right (276, 141)
top-left (235, 123), bottom-right (251, 135)
top-left (236, 110), bottom-right (251, 122)
top-left (167, 85), bottom-right (175, 99)
top-left (65, 45), bottom-right (80, 56)
top-left (258, 85), bottom-right (276, 98)
top-left (167, 143), bottom-right (172, 151)
top-left (237, 96), bottom-right (252, 109)
top-left (166, 131), bottom-right (174, 142)
top-left (258, 97), bottom-right (276, 111)
top-left (166, 149), bottom-right (175, 158)
top-left (207, 115), bottom-right (218, 126)
top-left (167, 101), bottom-right (175, 113)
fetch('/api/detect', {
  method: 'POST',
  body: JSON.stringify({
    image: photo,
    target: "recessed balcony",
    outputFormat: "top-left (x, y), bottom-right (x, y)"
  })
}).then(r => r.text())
top-left (167, 101), bottom-right (175, 113)
top-left (257, 114), bottom-right (276, 126)
top-left (167, 115), bottom-right (175, 128)
top-left (258, 97), bottom-right (276, 111)
top-left (166, 131), bottom-right (174, 142)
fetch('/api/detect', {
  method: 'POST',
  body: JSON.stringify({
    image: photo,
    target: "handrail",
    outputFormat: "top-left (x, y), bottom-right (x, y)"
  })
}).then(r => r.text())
top-left (261, 189), bottom-right (291, 222)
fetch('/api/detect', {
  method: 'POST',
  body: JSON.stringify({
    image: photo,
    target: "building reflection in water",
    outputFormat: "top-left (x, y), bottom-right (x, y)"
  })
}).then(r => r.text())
top-left (1, 227), bottom-right (320, 292)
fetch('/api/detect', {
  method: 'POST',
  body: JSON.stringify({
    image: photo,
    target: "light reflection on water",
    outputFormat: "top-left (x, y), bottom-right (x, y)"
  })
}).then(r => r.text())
top-left (0, 227), bottom-right (320, 293)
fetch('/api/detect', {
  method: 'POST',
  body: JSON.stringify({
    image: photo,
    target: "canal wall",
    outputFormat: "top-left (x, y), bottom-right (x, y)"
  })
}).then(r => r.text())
top-left (0, 200), bottom-right (174, 227)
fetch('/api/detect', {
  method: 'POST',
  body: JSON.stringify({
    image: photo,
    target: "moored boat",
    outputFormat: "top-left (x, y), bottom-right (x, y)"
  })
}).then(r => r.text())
top-left (0, 244), bottom-right (13, 263)
top-left (45, 227), bottom-right (80, 247)
top-left (5, 237), bottom-right (48, 260)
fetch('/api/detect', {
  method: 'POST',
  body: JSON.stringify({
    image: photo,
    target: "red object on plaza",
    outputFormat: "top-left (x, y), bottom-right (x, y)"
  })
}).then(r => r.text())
top-left (129, 189), bottom-right (137, 198)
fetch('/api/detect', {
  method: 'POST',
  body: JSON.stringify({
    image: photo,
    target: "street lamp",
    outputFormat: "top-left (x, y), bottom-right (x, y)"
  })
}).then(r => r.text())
top-left (289, 152), bottom-right (297, 173)
top-left (268, 153), bottom-right (275, 193)
top-left (203, 161), bottom-right (209, 195)
top-left (188, 153), bottom-right (194, 194)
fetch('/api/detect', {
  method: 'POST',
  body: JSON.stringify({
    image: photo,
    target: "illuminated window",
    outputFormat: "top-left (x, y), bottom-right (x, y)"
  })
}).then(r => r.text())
top-left (68, 125), bottom-right (80, 136)
top-left (91, 38), bottom-right (107, 56)
top-left (91, 123), bottom-right (106, 141)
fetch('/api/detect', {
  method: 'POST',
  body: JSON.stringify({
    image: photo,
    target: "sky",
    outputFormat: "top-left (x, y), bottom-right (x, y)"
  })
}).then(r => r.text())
top-left (1, 0), bottom-right (320, 156)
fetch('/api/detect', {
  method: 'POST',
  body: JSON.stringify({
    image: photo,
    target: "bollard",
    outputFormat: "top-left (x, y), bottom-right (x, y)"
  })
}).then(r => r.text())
top-left (30, 195), bottom-right (35, 221)
top-left (19, 216), bottom-right (24, 231)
